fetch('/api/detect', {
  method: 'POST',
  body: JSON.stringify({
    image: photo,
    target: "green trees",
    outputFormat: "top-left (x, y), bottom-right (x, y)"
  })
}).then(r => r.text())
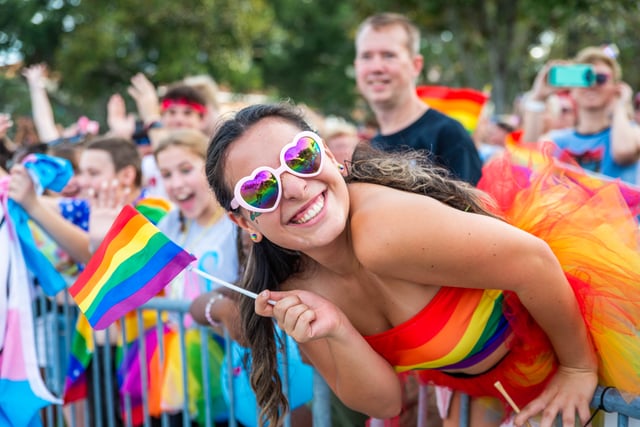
top-left (2, 0), bottom-right (640, 125)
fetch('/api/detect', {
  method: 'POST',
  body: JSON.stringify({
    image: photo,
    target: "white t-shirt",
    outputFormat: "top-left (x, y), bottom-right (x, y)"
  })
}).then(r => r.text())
top-left (158, 209), bottom-right (240, 303)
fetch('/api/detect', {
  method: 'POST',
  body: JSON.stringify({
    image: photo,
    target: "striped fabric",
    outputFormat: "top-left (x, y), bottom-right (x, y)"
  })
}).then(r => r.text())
top-left (364, 287), bottom-right (510, 373)
top-left (417, 85), bottom-right (489, 134)
top-left (69, 205), bottom-right (195, 330)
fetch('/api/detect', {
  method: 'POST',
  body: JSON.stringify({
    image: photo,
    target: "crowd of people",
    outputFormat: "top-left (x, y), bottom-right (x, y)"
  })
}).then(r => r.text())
top-left (0, 10), bottom-right (639, 427)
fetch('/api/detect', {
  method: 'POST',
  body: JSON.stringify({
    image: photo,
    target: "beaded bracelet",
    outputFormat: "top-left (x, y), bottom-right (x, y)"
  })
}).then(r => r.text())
top-left (204, 293), bottom-right (224, 328)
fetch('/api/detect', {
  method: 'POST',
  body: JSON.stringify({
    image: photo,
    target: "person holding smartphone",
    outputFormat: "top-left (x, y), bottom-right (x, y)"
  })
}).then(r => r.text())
top-left (521, 46), bottom-right (640, 184)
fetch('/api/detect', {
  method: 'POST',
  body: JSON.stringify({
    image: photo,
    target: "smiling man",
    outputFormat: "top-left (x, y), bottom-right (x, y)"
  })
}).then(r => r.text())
top-left (354, 12), bottom-right (482, 185)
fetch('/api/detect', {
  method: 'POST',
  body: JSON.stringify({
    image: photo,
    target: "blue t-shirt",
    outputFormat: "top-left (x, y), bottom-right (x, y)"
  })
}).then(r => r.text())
top-left (547, 127), bottom-right (639, 184)
top-left (158, 209), bottom-right (240, 301)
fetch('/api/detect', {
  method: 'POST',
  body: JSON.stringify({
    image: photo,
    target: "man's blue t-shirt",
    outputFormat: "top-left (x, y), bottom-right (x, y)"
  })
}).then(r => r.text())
top-left (547, 127), bottom-right (639, 184)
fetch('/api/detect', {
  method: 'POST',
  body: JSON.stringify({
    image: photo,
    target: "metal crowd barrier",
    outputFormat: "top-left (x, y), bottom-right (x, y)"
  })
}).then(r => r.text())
top-left (33, 292), bottom-right (640, 427)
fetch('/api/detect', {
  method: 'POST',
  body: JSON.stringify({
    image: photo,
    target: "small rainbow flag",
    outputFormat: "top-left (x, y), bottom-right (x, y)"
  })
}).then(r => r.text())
top-left (134, 197), bottom-right (172, 225)
top-left (63, 314), bottom-right (93, 403)
top-left (417, 85), bottom-right (489, 134)
top-left (69, 205), bottom-right (195, 330)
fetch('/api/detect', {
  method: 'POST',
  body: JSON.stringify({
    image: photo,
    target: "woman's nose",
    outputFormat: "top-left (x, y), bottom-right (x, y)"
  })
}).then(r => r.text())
top-left (280, 172), bottom-right (308, 201)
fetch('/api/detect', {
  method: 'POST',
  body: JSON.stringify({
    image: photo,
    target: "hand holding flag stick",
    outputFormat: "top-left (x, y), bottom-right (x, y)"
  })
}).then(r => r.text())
top-left (494, 381), bottom-right (533, 427)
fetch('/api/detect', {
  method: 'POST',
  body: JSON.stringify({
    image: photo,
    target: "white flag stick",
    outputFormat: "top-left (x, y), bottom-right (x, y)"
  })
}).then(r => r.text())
top-left (188, 265), bottom-right (275, 305)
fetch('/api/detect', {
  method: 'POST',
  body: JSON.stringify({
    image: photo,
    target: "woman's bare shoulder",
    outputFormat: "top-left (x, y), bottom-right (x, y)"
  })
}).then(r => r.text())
top-left (346, 183), bottom-right (438, 269)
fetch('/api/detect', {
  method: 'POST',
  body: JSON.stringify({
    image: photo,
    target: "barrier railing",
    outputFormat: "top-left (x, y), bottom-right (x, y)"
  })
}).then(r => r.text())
top-left (33, 293), bottom-right (640, 427)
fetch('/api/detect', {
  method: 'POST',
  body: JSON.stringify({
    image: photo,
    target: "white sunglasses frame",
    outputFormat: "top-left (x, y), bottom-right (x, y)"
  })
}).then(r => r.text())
top-left (230, 131), bottom-right (326, 213)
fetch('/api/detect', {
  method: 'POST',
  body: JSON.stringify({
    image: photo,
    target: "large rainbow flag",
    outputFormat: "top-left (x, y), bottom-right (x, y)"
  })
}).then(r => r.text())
top-left (417, 85), bottom-right (489, 134)
top-left (69, 204), bottom-right (195, 330)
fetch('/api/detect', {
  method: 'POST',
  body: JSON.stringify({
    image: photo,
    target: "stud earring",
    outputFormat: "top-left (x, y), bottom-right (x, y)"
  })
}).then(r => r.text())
top-left (337, 163), bottom-right (345, 172)
top-left (249, 232), bottom-right (259, 242)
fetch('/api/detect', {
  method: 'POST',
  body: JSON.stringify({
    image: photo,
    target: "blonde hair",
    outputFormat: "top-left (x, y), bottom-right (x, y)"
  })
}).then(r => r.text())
top-left (574, 46), bottom-right (622, 81)
top-left (356, 12), bottom-right (421, 55)
top-left (154, 128), bottom-right (208, 160)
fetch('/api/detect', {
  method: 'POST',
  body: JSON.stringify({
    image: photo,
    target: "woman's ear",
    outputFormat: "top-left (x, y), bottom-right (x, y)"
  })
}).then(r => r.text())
top-left (228, 211), bottom-right (263, 243)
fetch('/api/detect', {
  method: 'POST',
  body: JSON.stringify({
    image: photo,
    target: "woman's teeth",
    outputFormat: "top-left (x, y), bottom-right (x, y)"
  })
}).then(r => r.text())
top-left (293, 196), bottom-right (325, 224)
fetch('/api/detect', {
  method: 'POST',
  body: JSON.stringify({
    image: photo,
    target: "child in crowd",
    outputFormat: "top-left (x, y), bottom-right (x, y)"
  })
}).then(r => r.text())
top-left (144, 128), bottom-right (240, 425)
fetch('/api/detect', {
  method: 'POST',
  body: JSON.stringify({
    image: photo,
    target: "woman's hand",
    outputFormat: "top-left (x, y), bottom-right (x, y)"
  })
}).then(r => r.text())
top-left (8, 164), bottom-right (38, 212)
top-left (256, 289), bottom-right (346, 343)
top-left (257, 288), bottom-right (404, 418)
top-left (515, 365), bottom-right (598, 427)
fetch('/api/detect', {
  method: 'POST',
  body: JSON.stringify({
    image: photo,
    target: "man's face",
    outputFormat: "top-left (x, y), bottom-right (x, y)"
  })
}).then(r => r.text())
top-left (354, 24), bottom-right (422, 109)
top-left (571, 61), bottom-right (618, 111)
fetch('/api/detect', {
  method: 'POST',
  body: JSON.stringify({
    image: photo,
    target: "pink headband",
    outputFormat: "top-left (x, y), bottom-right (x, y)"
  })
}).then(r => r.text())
top-left (161, 98), bottom-right (207, 115)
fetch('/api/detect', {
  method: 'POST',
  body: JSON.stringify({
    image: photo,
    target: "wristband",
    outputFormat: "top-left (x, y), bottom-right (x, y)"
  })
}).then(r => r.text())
top-left (132, 119), bottom-right (150, 145)
top-left (204, 293), bottom-right (224, 328)
top-left (145, 120), bottom-right (163, 131)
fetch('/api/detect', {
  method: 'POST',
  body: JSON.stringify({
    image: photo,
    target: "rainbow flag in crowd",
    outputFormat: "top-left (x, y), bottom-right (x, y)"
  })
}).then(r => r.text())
top-left (62, 315), bottom-right (93, 403)
top-left (417, 85), bottom-right (489, 134)
top-left (69, 204), bottom-right (195, 330)
top-left (134, 197), bottom-right (172, 225)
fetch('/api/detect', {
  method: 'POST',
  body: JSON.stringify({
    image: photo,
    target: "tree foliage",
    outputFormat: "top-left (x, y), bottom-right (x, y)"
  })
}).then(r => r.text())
top-left (3, 0), bottom-right (640, 125)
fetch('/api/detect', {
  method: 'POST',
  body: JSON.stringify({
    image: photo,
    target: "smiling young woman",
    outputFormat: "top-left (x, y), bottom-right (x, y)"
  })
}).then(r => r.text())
top-left (205, 102), bottom-right (640, 427)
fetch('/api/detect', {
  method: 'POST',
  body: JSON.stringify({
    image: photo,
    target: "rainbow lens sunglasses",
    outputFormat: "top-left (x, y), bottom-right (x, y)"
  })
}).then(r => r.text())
top-left (230, 131), bottom-right (326, 213)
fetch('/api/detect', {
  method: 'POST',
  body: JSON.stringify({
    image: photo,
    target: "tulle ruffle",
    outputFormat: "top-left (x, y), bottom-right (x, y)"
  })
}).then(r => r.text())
top-left (477, 146), bottom-right (640, 396)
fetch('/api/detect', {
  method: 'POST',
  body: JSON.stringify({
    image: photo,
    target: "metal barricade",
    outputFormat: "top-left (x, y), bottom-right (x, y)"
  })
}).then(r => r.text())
top-left (32, 293), bottom-right (640, 427)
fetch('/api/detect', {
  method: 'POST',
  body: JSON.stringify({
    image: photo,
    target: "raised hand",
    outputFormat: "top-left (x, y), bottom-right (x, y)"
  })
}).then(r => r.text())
top-left (87, 179), bottom-right (130, 252)
top-left (22, 63), bottom-right (48, 88)
top-left (529, 60), bottom-right (568, 102)
top-left (106, 93), bottom-right (135, 138)
top-left (128, 73), bottom-right (161, 124)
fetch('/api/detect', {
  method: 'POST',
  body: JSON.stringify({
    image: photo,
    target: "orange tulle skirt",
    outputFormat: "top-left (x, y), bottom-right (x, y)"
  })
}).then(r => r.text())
top-left (464, 147), bottom-right (640, 405)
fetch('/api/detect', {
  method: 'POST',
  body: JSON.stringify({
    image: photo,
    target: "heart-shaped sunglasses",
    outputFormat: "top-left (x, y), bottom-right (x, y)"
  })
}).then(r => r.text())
top-left (230, 131), bottom-right (326, 213)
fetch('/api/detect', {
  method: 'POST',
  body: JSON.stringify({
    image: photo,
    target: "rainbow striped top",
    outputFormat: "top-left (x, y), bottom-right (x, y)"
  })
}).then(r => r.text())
top-left (364, 287), bottom-right (510, 374)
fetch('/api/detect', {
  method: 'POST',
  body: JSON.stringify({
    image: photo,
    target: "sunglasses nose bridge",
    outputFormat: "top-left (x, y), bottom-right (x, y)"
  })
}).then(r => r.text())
top-left (279, 169), bottom-right (310, 201)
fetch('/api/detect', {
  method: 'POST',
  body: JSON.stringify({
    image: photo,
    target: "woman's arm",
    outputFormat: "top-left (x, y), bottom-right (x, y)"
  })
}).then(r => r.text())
top-left (350, 184), bottom-right (597, 426)
top-left (8, 164), bottom-right (91, 263)
top-left (255, 289), bottom-right (403, 418)
top-left (189, 291), bottom-right (244, 343)
top-left (22, 64), bottom-right (61, 143)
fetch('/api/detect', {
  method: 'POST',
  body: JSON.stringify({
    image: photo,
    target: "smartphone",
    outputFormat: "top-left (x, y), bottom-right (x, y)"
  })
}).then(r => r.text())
top-left (547, 64), bottom-right (595, 87)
